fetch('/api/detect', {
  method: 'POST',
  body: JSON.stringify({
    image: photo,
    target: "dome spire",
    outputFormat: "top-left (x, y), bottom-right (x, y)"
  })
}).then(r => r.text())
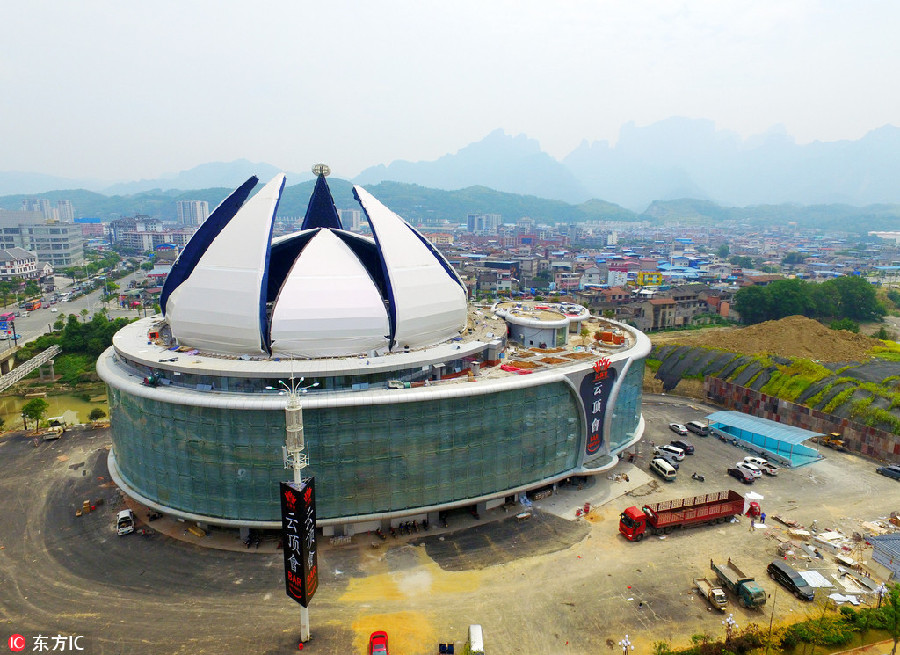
top-left (300, 164), bottom-right (342, 231)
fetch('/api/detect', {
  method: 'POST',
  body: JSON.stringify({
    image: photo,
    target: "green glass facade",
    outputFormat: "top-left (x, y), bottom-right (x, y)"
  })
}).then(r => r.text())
top-left (608, 359), bottom-right (645, 452)
top-left (108, 380), bottom-right (590, 522)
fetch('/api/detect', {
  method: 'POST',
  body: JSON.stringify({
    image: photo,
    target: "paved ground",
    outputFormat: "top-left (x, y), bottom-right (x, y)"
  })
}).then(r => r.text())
top-left (0, 395), bottom-right (896, 655)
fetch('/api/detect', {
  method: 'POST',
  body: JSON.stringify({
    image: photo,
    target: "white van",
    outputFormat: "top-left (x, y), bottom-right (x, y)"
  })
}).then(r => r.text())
top-left (686, 420), bottom-right (709, 436)
top-left (465, 624), bottom-right (484, 655)
top-left (649, 457), bottom-right (677, 482)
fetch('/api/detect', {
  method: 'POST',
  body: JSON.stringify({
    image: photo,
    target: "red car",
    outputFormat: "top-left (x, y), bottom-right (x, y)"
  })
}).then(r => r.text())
top-left (369, 631), bottom-right (388, 655)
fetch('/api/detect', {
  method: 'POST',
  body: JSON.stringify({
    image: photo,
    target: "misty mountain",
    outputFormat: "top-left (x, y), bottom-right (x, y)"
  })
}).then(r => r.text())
top-left (101, 159), bottom-right (311, 195)
top-left (0, 178), bottom-right (639, 225)
top-left (564, 118), bottom-right (900, 210)
top-left (0, 160), bottom-right (311, 197)
top-left (0, 171), bottom-right (107, 196)
top-left (643, 198), bottom-right (900, 232)
top-left (354, 129), bottom-right (591, 204)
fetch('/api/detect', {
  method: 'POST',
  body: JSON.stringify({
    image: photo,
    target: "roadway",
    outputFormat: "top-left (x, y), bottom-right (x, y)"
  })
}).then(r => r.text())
top-left (2, 271), bottom-right (148, 347)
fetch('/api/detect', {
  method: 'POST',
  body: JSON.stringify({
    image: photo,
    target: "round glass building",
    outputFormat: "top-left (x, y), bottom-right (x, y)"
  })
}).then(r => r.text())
top-left (98, 172), bottom-right (651, 535)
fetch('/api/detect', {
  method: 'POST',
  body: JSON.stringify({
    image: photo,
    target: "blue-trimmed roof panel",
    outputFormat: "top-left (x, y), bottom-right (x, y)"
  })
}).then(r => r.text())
top-left (706, 410), bottom-right (824, 444)
top-left (160, 175), bottom-right (258, 315)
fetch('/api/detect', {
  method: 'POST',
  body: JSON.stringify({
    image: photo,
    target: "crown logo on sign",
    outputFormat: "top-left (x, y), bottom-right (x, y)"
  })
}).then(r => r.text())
top-left (284, 488), bottom-right (297, 510)
top-left (593, 358), bottom-right (611, 375)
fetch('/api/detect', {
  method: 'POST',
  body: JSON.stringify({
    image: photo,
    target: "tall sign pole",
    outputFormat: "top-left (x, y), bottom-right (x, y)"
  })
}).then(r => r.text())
top-left (281, 371), bottom-right (318, 644)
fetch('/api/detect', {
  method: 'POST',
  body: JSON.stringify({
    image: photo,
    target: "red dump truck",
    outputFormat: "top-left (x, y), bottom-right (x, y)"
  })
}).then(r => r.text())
top-left (619, 490), bottom-right (759, 542)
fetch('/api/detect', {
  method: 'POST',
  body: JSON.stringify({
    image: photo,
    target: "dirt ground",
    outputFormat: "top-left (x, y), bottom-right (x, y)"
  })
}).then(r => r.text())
top-left (650, 315), bottom-right (881, 362)
top-left (2, 398), bottom-right (897, 655)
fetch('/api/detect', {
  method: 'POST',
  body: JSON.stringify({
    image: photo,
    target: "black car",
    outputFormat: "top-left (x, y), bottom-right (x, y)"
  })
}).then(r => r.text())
top-left (767, 559), bottom-right (815, 601)
top-left (727, 467), bottom-right (754, 484)
top-left (876, 465), bottom-right (900, 480)
top-left (670, 439), bottom-right (694, 455)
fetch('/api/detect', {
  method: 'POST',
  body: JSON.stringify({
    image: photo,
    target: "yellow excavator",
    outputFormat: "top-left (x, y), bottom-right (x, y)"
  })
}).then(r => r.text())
top-left (816, 432), bottom-right (848, 452)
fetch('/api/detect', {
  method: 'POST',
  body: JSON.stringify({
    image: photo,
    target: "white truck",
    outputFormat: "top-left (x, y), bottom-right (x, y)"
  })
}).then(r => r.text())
top-left (464, 624), bottom-right (484, 654)
top-left (695, 577), bottom-right (728, 611)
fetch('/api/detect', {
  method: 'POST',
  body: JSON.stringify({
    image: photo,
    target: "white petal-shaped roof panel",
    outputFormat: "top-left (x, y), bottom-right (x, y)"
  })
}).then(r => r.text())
top-left (354, 186), bottom-right (467, 349)
top-left (166, 174), bottom-right (285, 354)
top-left (270, 229), bottom-right (390, 357)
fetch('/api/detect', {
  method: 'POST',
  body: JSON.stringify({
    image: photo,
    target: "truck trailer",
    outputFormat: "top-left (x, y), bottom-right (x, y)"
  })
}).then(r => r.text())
top-left (711, 558), bottom-right (767, 608)
top-left (618, 490), bottom-right (759, 542)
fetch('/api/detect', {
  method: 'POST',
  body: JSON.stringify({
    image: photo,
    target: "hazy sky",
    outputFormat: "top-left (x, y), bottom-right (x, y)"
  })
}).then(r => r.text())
top-left (3, 1), bottom-right (898, 181)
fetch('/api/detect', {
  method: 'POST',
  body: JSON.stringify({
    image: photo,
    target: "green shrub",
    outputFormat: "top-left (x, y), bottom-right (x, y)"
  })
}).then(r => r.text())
top-left (782, 615), bottom-right (855, 647)
top-left (850, 396), bottom-right (874, 418)
top-left (830, 318), bottom-right (860, 333)
top-left (823, 387), bottom-right (855, 414)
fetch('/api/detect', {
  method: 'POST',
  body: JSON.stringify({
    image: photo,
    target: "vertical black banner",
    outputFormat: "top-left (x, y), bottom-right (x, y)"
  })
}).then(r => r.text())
top-left (579, 358), bottom-right (617, 456)
top-left (280, 478), bottom-right (318, 607)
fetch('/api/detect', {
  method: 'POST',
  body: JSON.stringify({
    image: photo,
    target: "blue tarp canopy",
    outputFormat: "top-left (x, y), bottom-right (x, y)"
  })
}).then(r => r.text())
top-left (705, 410), bottom-right (824, 468)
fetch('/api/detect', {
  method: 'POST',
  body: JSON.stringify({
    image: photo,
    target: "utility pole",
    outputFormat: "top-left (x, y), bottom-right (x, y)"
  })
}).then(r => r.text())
top-left (766, 587), bottom-right (777, 655)
top-left (283, 372), bottom-right (318, 643)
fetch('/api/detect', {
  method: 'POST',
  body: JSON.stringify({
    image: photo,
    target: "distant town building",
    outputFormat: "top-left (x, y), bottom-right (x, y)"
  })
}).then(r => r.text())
top-left (0, 247), bottom-right (39, 281)
top-left (337, 208), bottom-right (364, 232)
top-left (0, 223), bottom-right (84, 267)
top-left (56, 200), bottom-right (75, 221)
top-left (635, 271), bottom-right (663, 287)
top-left (467, 213), bottom-right (502, 235)
top-left (119, 227), bottom-right (197, 252)
top-left (21, 198), bottom-right (74, 221)
top-left (422, 232), bottom-right (454, 246)
top-left (75, 219), bottom-right (105, 239)
top-left (176, 200), bottom-right (209, 226)
top-left (109, 216), bottom-right (161, 244)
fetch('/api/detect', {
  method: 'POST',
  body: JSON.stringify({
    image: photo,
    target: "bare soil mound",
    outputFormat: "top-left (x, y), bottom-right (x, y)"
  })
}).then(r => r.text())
top-left (652, 315), bottom-right (880, 362)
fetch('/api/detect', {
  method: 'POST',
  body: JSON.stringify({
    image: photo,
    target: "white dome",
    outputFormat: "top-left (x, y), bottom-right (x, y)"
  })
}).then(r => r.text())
top-left (160, 174), bottom-right (467, 357)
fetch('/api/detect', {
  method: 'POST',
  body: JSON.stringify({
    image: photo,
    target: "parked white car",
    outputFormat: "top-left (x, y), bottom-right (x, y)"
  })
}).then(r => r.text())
top-left (116, 509), bottom-right (135, 535)
top-left (736, 461), bottom-right (762, 479)
top-left (654, 444), bottom-right (686, 461)
top-left (743, 456), bottom-right (778, 476)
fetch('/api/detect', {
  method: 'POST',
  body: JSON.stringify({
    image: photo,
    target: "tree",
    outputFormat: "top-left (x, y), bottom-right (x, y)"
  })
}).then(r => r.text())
top-left (767, 279), bottom-right (814, 319)
top-left (825, 275), bottom-right (885, 322)
top-left (808, 282), bottom-right (841, 318)
top-left (782, 251), bottom-right (806, 266)
top-left (0, 280), bottom-right (14, 308)
top-left (716, 244), bottom-right (730, 258)
top-left (140, 261), bottom-right (154, 271)
top-left (88, 408), bottom-right (106, 423)
top-left (729, 255), bottom-right (753, 268)
top-left (884, 584), bottom-right (900, 655)
top-left (22, 398), bottom-right (49, 431)
top-left (80, 308), bottom-right (89, 323)
top-left (735, 285), bottom-right (773, 324)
